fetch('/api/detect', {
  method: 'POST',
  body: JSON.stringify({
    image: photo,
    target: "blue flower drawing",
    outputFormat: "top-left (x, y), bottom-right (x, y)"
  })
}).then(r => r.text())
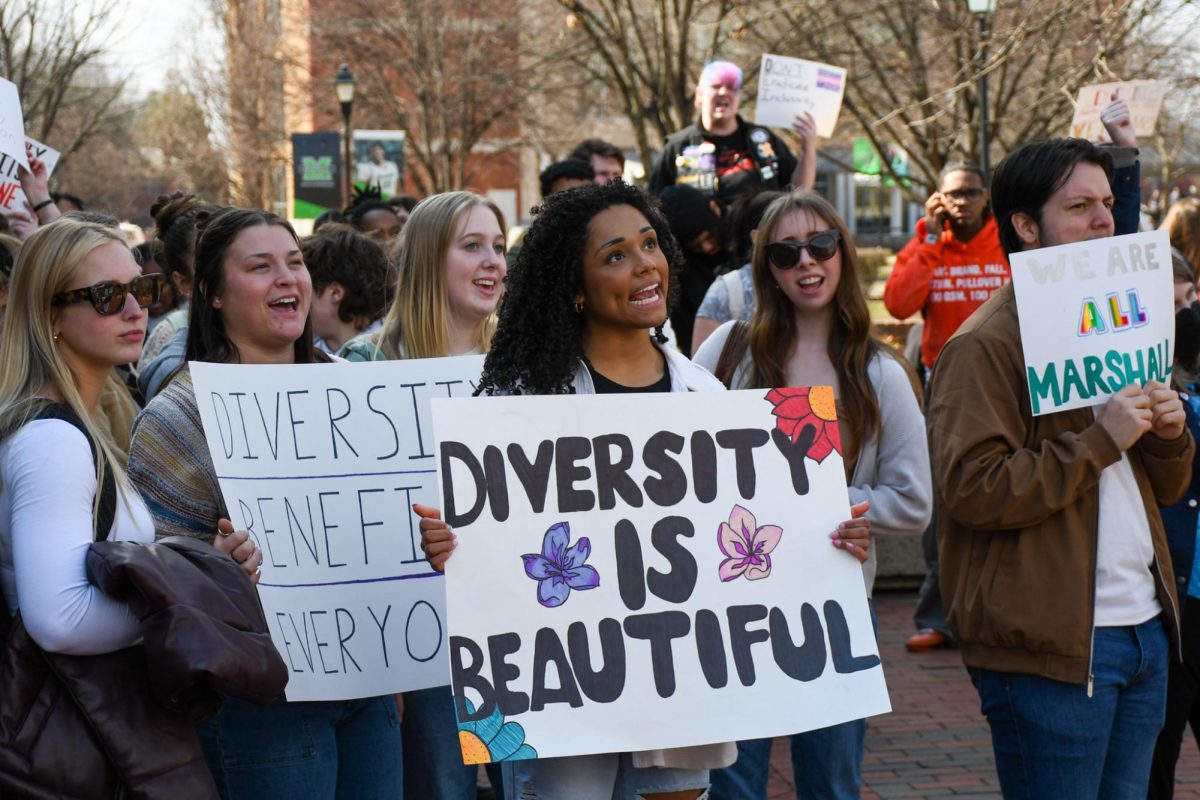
top-left (457, 698), bottom-right (538, 763)
top-left (521, 521), bottom-right (600, 608)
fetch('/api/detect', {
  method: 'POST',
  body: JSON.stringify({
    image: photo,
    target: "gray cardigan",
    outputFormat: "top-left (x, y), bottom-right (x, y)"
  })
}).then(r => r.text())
top-left (693, 321), bottom-right (933, 595)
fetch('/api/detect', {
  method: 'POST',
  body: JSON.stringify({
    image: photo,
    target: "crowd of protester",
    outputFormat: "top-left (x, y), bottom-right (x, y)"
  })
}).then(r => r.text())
top-left (0, 54), bottom-right (1197, 800)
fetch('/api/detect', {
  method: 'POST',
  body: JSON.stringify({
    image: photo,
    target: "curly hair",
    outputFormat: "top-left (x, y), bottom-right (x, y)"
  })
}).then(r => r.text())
top-left (345, 186), bottom-right (398, 230)
top-left (476, 181), bottom-right (681, 396)
top-left (301, 224), bottom-right (390, 325)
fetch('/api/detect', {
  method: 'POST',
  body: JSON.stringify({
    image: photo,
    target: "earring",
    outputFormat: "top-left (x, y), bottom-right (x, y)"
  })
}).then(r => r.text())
top-left (213, 298), bottom-right (222, 308)
top-left (52, 331), bottom-right (61, 342)
top-left (574, 299), bottom-right (584, 314)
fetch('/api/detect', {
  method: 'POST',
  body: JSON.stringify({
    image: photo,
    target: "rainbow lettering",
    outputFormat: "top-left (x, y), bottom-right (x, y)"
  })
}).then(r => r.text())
top-left (1077, 289), bottom-right (1148, 337)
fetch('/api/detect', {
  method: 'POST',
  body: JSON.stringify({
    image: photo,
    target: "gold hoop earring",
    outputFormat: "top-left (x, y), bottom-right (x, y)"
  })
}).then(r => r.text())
top-left (574, 300), bottom-right (584, 314)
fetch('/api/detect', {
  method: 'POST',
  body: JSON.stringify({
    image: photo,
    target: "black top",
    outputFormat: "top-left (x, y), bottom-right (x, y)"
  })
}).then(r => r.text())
top-left (648, 117), bottom-right (797, 207)
top-left (585, 352), bottom-right (671, 394)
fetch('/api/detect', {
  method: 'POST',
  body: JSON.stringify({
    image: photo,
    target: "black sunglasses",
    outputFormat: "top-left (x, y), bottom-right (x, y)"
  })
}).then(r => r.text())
top-left (52, 274), bottom-right (164, 315)
top-left (765, 230), bottom-right (841, 269)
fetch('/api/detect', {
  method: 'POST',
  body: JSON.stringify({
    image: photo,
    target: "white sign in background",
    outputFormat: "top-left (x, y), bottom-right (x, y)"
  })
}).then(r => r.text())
top-left (753, 54), bottom-right (847, 137)
top-left (0, 78), bottom-right (28, 176)
top-left (433, 389), bottom-right (890, 763)
top-left (191, 356), bottom-right (486, 701)
top-left (1068, 80), bottom-right (1165, 142)
top-left (1010, 230), bottom-right (1175, 416)
top-left (0, 137), bottom-right (59, 213)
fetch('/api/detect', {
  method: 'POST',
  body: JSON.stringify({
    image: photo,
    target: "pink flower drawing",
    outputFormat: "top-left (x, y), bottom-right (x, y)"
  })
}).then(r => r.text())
top-left (718, 504), bottom-right (783, 582)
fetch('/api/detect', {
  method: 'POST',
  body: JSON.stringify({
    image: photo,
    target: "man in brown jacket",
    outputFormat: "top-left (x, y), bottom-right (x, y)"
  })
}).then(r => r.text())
top-left (929, 136), bottom-right (1193, 798)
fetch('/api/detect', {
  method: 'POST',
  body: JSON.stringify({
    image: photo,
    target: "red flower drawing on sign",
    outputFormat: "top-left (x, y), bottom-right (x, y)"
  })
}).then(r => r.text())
top-left (765, 387), bottom-right (843, 464)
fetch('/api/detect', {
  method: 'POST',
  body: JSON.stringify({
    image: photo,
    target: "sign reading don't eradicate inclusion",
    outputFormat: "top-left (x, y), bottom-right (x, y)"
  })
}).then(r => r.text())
top-left (432, 388), bottom-right (890, 763)
top-left (1010, 230), bottom-right (1175, 415)
top-left (191, 356), bottom-right (485, 701)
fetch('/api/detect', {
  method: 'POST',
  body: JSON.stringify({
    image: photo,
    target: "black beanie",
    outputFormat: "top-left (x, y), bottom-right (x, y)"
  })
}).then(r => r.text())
top-left (657, 184), bottom-right (719, 246)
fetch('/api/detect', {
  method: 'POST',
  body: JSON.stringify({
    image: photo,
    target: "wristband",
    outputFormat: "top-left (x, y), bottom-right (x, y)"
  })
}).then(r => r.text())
top-left (31, 199), bottom-right (55, 212)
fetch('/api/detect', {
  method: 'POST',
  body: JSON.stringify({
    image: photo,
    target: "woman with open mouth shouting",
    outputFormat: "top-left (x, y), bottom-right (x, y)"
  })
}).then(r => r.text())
top-left (416, 181), bottom-right (873, 799)
top-left (342, 191), bottom-right (509, 800)
top-left (693, 190), bottom-right (931, 800)
top-left (128, 208), bottom-right (404, 799)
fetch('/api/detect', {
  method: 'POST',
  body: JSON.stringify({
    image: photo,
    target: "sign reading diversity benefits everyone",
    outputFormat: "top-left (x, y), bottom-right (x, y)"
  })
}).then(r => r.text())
top-left (433, 388), bottom-right (890, 763)
top-left (1010, 230), bottom-right (1174, 415)
top-left (191, 356), bottom-right (486, 701)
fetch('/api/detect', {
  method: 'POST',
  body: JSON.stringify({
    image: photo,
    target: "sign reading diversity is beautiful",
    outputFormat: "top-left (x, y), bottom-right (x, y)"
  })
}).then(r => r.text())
top-left (191, 356), bottom-right (486, 700)
top-left (753, 54), bottom-right (847, 137)
top-left (1068, 80), bottom-right (1165, 142)
top-left (433, 388), bottom-right (890, 763)
top-left (0, 137), bottom-right (58, 213)
top-left (1010, 230), bottom-right (1174, 415)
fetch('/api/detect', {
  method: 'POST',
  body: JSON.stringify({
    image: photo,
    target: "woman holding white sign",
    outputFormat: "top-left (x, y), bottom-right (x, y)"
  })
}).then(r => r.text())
top-left (418, 181), bottom-right (872, 799)
top-left (693, 190), bottom-right (932, 800)
top-left (342, 190), bottom-right (508, 800)
top-left (128, 207), bottom-right (403, 799)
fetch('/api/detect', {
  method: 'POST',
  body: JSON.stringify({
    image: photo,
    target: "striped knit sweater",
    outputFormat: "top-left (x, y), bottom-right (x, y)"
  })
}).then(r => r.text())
top-left (128, 368), bottom-right (225, 542)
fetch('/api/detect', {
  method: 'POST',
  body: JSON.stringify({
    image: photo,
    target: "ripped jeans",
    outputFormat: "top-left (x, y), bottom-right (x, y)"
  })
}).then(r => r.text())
top-left (502, 752), bottom-right (709, 800)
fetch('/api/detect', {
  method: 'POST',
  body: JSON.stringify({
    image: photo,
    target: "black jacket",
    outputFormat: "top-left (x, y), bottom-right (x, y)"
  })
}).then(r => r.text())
top-left (0, 536), bottom-right (287, 799)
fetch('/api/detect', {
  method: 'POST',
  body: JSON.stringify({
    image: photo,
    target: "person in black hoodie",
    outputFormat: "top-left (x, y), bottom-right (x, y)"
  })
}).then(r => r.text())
top-left (657, 184), bottom-right (724, 355)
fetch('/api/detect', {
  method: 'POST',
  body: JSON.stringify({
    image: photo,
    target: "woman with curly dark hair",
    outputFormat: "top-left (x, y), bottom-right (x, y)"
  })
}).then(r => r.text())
top-left (418, 181), bottom-right (871, 799)
top-left (300, 225), bottom-right (390, 354)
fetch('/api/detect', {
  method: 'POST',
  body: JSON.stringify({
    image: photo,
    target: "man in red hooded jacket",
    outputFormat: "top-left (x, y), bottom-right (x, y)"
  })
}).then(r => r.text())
top-left (885, 162), bottom-right (1009, 653)
top-left (885, 162), bottom-right (1010, 378)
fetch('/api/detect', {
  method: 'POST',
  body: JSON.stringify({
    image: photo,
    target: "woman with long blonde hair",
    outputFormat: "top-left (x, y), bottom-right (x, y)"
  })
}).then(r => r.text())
top-left (339, 190), bottom-right (508, 799)
top-left (0, 218), bottom-right (162, 654)
top-left (342, 191), bottom-right (505, 363)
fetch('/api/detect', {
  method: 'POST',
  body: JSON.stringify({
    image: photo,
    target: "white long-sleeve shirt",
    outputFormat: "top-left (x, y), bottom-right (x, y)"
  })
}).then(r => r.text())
top-left (0, 419), bottom-right (153, 654)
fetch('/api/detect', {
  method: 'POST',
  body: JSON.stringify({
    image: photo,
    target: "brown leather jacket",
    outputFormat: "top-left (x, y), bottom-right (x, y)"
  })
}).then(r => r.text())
top-left (930, 284), bottom-right (1193, 684)
top-left (0, 536), bottom-right (287, 799)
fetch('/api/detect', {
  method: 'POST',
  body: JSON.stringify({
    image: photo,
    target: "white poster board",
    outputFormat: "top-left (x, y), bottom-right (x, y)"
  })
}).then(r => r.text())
top-left (0, 137), bottom-right (59, 213)
top-left (433, 388), bottom-right (890, 764)
top-left (1068, 80), bottom-right (1165, 142)
top-left (0, 78), bottom-right (28, 176)
top-left (754, 54), bottom-right (847, 137)
top-left (1010, 230), bottom-right (1174, 416)
top-left (191, 356), bottom-right (486, 700)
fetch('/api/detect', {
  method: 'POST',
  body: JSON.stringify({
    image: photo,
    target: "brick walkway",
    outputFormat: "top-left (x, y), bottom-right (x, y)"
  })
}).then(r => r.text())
top-left (765, 590), bottom-right (1200, 799)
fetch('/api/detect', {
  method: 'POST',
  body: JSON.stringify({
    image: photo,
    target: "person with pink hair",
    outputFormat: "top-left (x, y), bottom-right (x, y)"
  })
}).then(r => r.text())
top-left (649, 60), bottom-right (817, 208)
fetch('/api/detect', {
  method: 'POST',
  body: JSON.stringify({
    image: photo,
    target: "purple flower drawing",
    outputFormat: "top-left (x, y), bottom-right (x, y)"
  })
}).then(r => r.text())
top-left (521, 522), bottom-right (600, 608)
top-left (718, 504), bottom-right (783, 582)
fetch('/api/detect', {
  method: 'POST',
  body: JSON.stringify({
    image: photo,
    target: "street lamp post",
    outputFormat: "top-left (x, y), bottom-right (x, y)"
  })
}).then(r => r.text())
top-left (335, 64), bottom-right (357, 209)
top-left (968, 0), bottom-right (996, 179)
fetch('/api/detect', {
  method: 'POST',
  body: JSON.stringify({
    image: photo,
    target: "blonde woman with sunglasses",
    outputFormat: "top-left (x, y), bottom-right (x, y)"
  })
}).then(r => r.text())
top-left (0, 219), bottom-right (164, 655)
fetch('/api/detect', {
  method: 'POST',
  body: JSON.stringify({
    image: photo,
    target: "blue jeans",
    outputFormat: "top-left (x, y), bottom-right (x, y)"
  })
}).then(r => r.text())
top-left (198, 695), bottom-right (403, 799)
top-left (969, 617), bottom-right (1169, 800)
top-left (708, 721), bottom-right (864, 800)
top-left (403, 685), bottom-right (504, 800)
top-left (710, 599), bottom-right (875, 799)
top-left (503, 752), bottom-right (709, 799)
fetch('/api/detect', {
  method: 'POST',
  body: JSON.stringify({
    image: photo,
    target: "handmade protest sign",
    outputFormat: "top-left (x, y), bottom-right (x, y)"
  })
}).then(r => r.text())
top-left (191, 356), bottom-right (485, 701)
top-left (0, 137), bottom-right (59, 213)
top-left (0, 78), bottom-right (28, 177)
top-left (1069, 80), bottom-right (1165, 142)
top-left (433, 389), bottom-right (890, 763)
top-left (754, 54), bottom-right (847, 137)
top-left (1010, 230), bottom-right (1174, 416)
